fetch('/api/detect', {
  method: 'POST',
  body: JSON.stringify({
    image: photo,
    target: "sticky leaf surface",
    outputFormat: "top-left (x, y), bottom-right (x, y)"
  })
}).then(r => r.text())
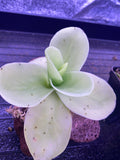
top-left (57, 73), bottom-right (116, 120)
top-left (0, 63), bottom-right (53, 107)
top-left (24, 92), bottom-right (72, 160)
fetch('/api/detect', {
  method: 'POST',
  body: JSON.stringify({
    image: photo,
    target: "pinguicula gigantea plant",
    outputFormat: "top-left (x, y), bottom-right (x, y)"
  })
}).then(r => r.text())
top-left (0, 27), bottom-right (116, 160)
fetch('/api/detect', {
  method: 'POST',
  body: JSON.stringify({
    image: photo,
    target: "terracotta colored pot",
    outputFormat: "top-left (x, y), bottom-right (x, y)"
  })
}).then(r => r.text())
top-left (14, 118), bottom-right (31, 157)
top-left (14, 113), bottom-right (100, 157)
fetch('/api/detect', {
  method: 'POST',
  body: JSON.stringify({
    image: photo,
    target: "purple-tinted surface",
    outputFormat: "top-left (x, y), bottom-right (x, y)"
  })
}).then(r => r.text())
top-left (0, 0), bottom-right (95, 17)
top-left (0, 1), bottom-right (120, 159)
top-left (0, 0), bottom-right (120, 26)
top-left (74, 0), bottom-right (120, 26)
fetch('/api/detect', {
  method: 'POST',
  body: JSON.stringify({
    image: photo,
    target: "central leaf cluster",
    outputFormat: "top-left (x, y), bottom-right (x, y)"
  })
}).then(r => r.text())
top-left (45, 46), bottom-right (68, 86)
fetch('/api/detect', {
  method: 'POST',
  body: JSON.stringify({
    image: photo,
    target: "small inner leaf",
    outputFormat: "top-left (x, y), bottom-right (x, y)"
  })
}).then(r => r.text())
top-left (45, 46), bottom-right (64, 69)
top-left (45, 46), bottom-right (64, 85)
top-left (59, 62), bottom-right (68, 76)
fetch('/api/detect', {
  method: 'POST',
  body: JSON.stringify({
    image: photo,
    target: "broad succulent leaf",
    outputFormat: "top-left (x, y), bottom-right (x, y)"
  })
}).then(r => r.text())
top-left (50, 71), bottom-right (94, 97)
top-left (24, 92), bottom-right (72, 160)
top-left (29, 57), bottom-right (47, 70)
top-left (0, 63), bottom-right (53, 107)
top-left (50, 27), bottom-right (89, 71)
top-left (57, 73), bottom-right (116, 120)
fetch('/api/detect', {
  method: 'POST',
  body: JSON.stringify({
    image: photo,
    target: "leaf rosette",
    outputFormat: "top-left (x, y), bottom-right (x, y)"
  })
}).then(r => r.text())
top-left (0, 27), bottom-right (116, 160)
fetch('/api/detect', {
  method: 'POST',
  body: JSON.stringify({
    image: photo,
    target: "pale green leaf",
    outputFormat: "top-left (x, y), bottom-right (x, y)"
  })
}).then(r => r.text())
top-left (29, 57), bottom-right (47, 71)
top-left (57, 73), bottom-right (116, 120)
top-left (59, 62), bottom-right (68, 76)
top-left (0, 63), bottom-right (53, 107)
top-left (45, 46), bottom-right (64, 69)
top-left (24, 92), bottom-right (72, 160)
top-left (50, 71), bottom-right (94, 97)
top-left (45, 47), bottom-right (63, 85)
top-left (50, 27), bottom-right (89, 71)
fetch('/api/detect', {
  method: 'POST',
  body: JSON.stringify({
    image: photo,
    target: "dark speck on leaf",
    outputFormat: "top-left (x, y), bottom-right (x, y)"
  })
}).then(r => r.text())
top-left (33, 137), bottom-right (37, 141)
top-left (43, 149), bottom-right (45, 152)
top-left (0, 67), bottom-right (3, 70)
top-left (87, 105), bottom-right (89, 108)
top-left (33, 152), bottom-right (35, 157)
top-left (51, 116), bottom-right (53, 120)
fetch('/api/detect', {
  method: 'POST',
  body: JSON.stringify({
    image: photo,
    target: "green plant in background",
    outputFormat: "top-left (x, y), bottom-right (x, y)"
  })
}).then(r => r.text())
top-left (0, 27), bottom-right (116, 160)
top-left (115, 68), bottom-right (120, 79)
top-left (116, 72), bottom-right (120, 79)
